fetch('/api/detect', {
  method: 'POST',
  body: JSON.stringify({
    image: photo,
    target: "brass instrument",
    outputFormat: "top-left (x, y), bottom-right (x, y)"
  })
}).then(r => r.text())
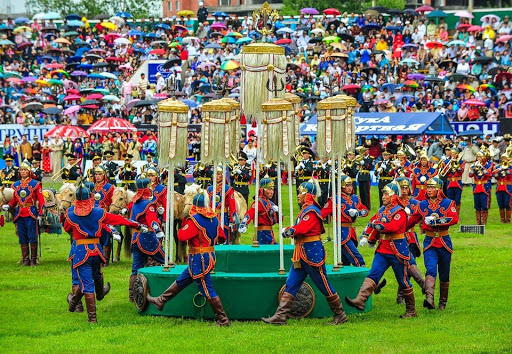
top-left (195, 162), bottom-right (206, 172)
top-left (51, 159), bottom-right (80, 181)
top-left (344, 158), bottom-right (354, 170)
top-left (124, 163), bottom-right (133, 172)
top-left (506, 145), bottom-right (512, 159)
top-left (471, 160), bottom-right (484, 176)
top-left (229, 154), bottom-right (240, 175)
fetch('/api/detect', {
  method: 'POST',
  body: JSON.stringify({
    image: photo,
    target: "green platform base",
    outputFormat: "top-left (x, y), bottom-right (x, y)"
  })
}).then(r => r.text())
top-left (138, 245), bottom-right (372, 320)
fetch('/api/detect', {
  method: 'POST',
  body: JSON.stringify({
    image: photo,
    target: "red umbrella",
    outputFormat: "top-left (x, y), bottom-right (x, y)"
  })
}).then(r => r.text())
top-left (496, 72), bottom-right (512, 81)
top-left (464, 99), bottom-right (485, 106)
top-left (46, 63), bottom-right (64, 70)
top-left (415, 5), bottom-right (433, 12)
top-left (81, 104), bottom-right (99, 109)
top-left (425, 41), bottom-right (443, 49)
top-left (64, 94), bottom-right (82, 101)
top-left (67, 89), bottom-right (80, 94)
top-left (17, 42), bottom-right (33, 49)
top-left (496, 35), bottom-right (512, 43)
top-left (174, 24), bottom-right (189, 31)
top-left (457, 23), bottom-right (472, 30)
top-left (276, 38), bottom-right (292, 45)
top-left (105, 33), bottom-right (122, 41)
top-left (6, 77), bottom-right (23, 84)
top-left (86, 93), bottom-right (104, 100)
top-left (149, 49), bottom-right (166, 55)
top-left (323, 8), bottom-right (340, 16)
top-left (44, 125), bottom-right (89, 138)
top-left (342, 84), bottom-right (361, 93)
top-left (87, 118), bottom-right (137, 134)
top-left (105, 56), bottom-right (124, 62)
top-left (467, 25), bottom-right (483, 32)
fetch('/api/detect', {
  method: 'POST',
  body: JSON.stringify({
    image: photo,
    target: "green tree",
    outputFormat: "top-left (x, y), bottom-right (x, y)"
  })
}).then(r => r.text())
top-left (26, 0), bottom-right (160, 18)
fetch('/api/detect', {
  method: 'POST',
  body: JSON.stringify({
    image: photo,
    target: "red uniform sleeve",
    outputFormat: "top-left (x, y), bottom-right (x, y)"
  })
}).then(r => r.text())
top-left (103, 212), bottom-right (140, 228)
top-left (408, 207), bottom-right (424, 227)
top-left (289, 210), bottom-right (322, 238)
top-left (321, 198), bottom-right (332, 219)
top-left (372, 209), bottom-right (407, 233)
top-left (36, 183), bottom-right (45, 215)
top-left (177, 218), bottom-right (199, 242)
top-left (227, 189), bottom-right (237, 222)
top-left (145, 206), bottom-right (162, 232)
top-left (243, 201), bottom-right (257, 224)
top-left (159, 187), bottom-right (168, 216)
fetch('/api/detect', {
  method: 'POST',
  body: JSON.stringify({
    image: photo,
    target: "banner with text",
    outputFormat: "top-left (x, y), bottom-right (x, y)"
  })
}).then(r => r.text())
top-left (0, 124), bottom-right (53, 145)
top-left (451, 122), bottom-right (500, 137)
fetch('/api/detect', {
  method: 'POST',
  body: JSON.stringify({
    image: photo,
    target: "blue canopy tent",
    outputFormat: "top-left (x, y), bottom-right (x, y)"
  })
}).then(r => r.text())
top-left (299, 112), bottom-right (454, 137)
top-left (354, 112), bottom-right (454, 135)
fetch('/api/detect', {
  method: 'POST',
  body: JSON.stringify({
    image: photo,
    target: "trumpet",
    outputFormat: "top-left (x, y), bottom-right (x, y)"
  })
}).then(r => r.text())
top-left (51, 159), bottom-right (80, 181)
top-left (195, 162), bottom-right (206, 172)
top-left (229, 154), bottom-right (240, 174)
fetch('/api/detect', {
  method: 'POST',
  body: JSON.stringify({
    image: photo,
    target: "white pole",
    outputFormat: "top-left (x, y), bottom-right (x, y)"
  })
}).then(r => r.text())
top-left (212, 160), bottom-right (216, 211)
top-left (277, 160), bottom-right (285, 274)
top-left (337, 158), bottom-right (343, 267)
top-left (253, 122), bottom-right (260, 247)
top-left (287, 160), bottom-right (294, 245)
top-left (163, 163), bottom-right (175, 270)
top-left (332, 153), bottom-right (339, 271)
top-left (221, 162), bottom-right (227, 244)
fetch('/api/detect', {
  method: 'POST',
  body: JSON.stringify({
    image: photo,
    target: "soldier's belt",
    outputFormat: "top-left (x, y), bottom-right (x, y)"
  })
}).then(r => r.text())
top-left (174, 183), bottom-right (179, 186)
top-left (75, 238), bottom-right (100, 245)
top-left (19, 202), bottom-right (35, 208)
top-left (122, 181), bottom-right (136, 183)
top-left (64, 180), bottom-right (77, 184)
top-left (297, 235), bottom-right (322, 243)
top-left (425, 230), bottom-right (449, 237)
top-left (269, 176), bottom-right (277, 180)
top-left (418, 185), bottom-right (426, 189)
top-left (360, 170), bottom-right (370, 173)
top-left (380, 233), bottom-right (405, 241)
top-left (318, 179), bottom-right (330, 182)
top-left (188, 246), bottom-right (215, 255)
top-left (2, 181), bottom-right (14, 184)
top-left (379, 177), bottom-right (393, 180)
top-left (197, 177), bottom-right (210, 181)
top-left (257, 225), bottom-right (273, 231)
top-left (340, 223), bottom-right (353, 227)
top-left (498, 181), bottom-right (511, 185)
top-left (235, 182), bottom-right (249, 185)
top-left (298, 176), bottom-right (311, 180)
top-left (475, 181), bottom-right (484, 185)
top-left (450, 177), bottom-right (461, 181)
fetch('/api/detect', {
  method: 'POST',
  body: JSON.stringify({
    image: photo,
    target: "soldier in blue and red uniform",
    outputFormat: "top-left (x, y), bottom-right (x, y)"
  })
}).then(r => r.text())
top-left (91, 165), bottom-right (117, 265)
top-left (394, 149), bottom-right (412, 178)
top-left (3, 159), bottom-right (45, 266)
top-left (408, 177), bottom-right (459, 311)
top-left (347, 182), bottom-right (417, 318)
top-left (494, 153), bottom-right (512, 223)
top-left (469, 151), bottom-right (492, 225)
top-left (444, 148), bottom-right (464, 215)
top-left (239, 177), bottom-right (279, 244)
top-left (411, 151), bottom-right (438, 201)
top-left (262, 180), bottom-right (348, 325)
top-left (127, 177), bottom-right (166, 302)
top-left (208, 167), bottom-right (238, 244)
top-left (147, 191), bottom-right (230, 326)
top-left (259, 160), bottom-right (279, 204)
top-left (321, 175), bottom-right (369, 267)
top-left (65, 182), bottom-right (143, 323)
top-left (395, 176), bottom-right (425, 304)
top-left (146, 167), bottom-right (167, 220)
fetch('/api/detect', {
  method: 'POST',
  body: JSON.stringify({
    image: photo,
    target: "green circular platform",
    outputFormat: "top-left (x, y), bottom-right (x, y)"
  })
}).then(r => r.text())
top-left (138, 245), bottom-right (372, 320)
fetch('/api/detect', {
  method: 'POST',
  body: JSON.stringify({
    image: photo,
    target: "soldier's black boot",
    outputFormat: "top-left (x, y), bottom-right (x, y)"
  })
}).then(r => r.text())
top-left (374, 278), bottom-right (387, 294)
top-left (30, 243), bottom-right (38, 267)
top-left (21, 244), bottom-right (30, 266)
top-left (400, 288), bottom-right (417, 318)
top-left (84, 293), bottom-right (97, 323)
top-left (95, 275), bottom-right (110, 301)
top-left (423, 275), bottom-right (436, 309)
top-left (261, 292), bottom-right (295, 325)
top-left (146, 281), bottom-right (182, 311)
top-left (208, 296), bottom-right (231, 327)
top-left (438, 281), bottom-right (450, 311)
top-left (409, 264), bottom-right (426, 294)
top-left (67, 285), bottom-right (84, 313)
top-left (325, 293), bottom-right (348, 325)
top-left (345, 278), bottom-right (376, 311)
top-left (396, 288), bottom-right (405, 305)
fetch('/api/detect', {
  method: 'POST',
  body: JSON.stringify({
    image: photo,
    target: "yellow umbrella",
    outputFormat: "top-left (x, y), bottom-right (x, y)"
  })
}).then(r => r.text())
top-left (13, 26), bottom-right (32, 34)
top-left (54, 37), bottom-right (72, 45)
top-left (177, 10), bottom-right (195, 16)
top-left (100, 22), bottom-right (118, 30)
top-left (36, 80), bottom-right (49, 86)
top-left (322, 36), bottom-right (340, 43)
top-left (226, 32), bottom-right (243, 38)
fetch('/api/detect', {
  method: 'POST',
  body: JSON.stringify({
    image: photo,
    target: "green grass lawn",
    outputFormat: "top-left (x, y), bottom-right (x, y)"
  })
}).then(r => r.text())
top-left (0, 183), bottom-right (511, 353)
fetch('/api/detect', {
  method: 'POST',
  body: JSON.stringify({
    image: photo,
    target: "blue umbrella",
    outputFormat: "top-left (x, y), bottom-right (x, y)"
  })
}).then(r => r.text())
top-left (279, 45), bottom-right (292, 56)
top-left (426, 10), bottom-right (447, 18)
top-left (75, 47), bottom-right (90, 56)
top-left (88, 73), bottom-right (104, 79)
top-left (14, 17), bottom-right (30, 24)
top-left (40, 55), bottom-right (54, 62)
top-left (236, 37), bottom-right (253, 45)
top-left (385, 26), bottom-right (401, 31)
top-left (397, 94), bottom-right (415, 102)
top-left (43, 12), bottom-right (61, 20)
top-left (68, 55), bottom-right (83, 62)
top-left (181, 99), bottom-right (198, 108)
top-left (144, 33), bottom-right (158, 38)
top-left (382, 83), bottom-right (398, 91)
top-left (75, 40), bottom-right (91, 48)
top-left (67, 20), bottom-right (85, 27)
top-left (154, 23), bottom-right (171, 29)
top-left (213, 11), bottom-right (230, 17)
top-left (78, 63), bottom-right (93, 70)
top-left (402, 43), bottom-right (418, 50)
top-left (458, 129), bottom-right (483, 137)
top-left (43, 33), bottom-right (57, 39)
top-left (362, 23), bottom-right (381, 30)
top-left (277, 27), bottom-right (294, 34)
top-left (206, 43), bottom-right (222, 49)
top-left (65, 13), bottom-right (82, 20)
top-left (116, 12), bottom-right (133, 18)
top-left (128, 30), bottom-right (144, 36)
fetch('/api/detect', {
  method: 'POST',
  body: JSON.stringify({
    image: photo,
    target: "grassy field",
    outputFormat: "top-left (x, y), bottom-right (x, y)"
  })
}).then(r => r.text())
top-left (0, 183), bottom-right (511, 353)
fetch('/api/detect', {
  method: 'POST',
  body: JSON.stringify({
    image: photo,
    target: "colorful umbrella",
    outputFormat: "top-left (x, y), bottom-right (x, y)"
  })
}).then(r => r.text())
top-left (64, 94), bottom-right (82, 101)
top-left (220, 60), bottom-right (240, 71)
top-left (44, 125), bottom-right (89, 138)
top-left (403, 80), bottom-right (419, 88)
top-left (102, 95), bottom-right (121, 101)
top-left (342, 84), bottom-right (361, 93)
top-left (47, 79), bottom-right (63, 86)
top-left (149, 49), bottom-right (166, 55)
top-left (50, 69), bottom-right (70, 78)
top-left (425, 41), bottom-right (443, 49)
top-left (454, 10), bottom-right (474, 18)
top-left (479, 84), bottom-right (496, 90)
top-left (322, 36), bottom-right (340, 43)
top-left (36, 79), bottom-right (49, 86)
top-left (426, 10), bottom-right (447, 18)
top-left (300, 7), bottom-right (319, 15)
top-left (46, 63), bottom-right (65, 70)
top-left (276, 38), bottom-right (292, 45)
top-left (86, 93), bottom-right (104, 100)
top-left (467, 25), bottom-right (484, 32)
top-left (63, 105), bottom-right (81, 115)
top-left (87, 118), bottom-right (137, 133)
top-left (210, 22), bottom-right (226, 30)
top-left (457, 23), bottom-right (472, 30)
top-left (457, 84), bottom-right (475, 92)
top-left (3, 71), bottom-right (23, 78)
top-left (6, 77), bottom-right (23, 84)
top-left (496, 35), bottom-right (512, 43)
top-left (415, 5), bottom-right (433, 12)
top-left (226, 32), bottom-right (243, 38)
top-left (407, 73), bottom-right (426, 80)
top-left (174, 24), bottom-right (188, 32)
top-left (177, 10), bottom-right (195, 16)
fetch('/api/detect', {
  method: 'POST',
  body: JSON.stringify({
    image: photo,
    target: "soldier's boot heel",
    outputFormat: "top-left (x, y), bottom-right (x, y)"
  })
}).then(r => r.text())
top-left (409, 264), bottom-right (426, 294)
top-left (325, 293), bottom-right (348, 325)
top-left (396, 288), bottom-right (405, 305)
top-left (30, 243), bottom-right (38, 267)
top-left (400, 288), bottom-right (417, 318)
top-left (345, 278), bottom-right (376, 311)
top-left (261, 292), bottom-right (295, 325)
top-left (95, 275), bottom-right (110, 301)
top-left (146, 281), bottom-right (182, 311)
top-left (84, 293), bottom-right (97, 323)
top-left (208, 296), bottom-right (231, 327)
top-left (21, 244), bottom-right (30, 266)
top-left (67, 285), bottom-right (84, 313)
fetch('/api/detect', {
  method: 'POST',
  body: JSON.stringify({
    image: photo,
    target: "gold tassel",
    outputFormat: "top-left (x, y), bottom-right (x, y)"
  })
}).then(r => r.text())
top-left (158, 99), bottom-right (189, 163)
top-left (261, 99), bottom-right (293, 161)
top-left (201, 100), bottom-right (233, 164)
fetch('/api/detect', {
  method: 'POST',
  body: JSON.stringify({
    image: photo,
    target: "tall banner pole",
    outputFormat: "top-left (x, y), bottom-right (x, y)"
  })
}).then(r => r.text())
top-left (221, 163), bottom-right (227, 244)
top-left (332, 152), bottom-right (339, 271)
top-left (287, 160), bottom-right (295, 245)
top-left (253, 123), bottom-right (261, 247)
top-left (337, 158), bottom-right (343, 267)
top-left (277, 161), bottom-right (285, 274)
